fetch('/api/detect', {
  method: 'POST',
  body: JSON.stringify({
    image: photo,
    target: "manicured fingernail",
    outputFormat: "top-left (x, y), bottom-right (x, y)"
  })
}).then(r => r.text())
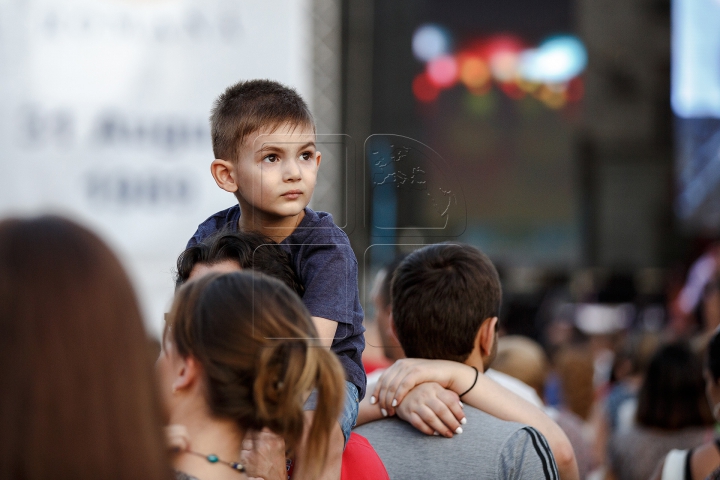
top-left (433, 431), bottom-right (439, 436)
top-left (459, 401), bottom-right (464, 408)
top-left (391, 399), bottom-right (398, 407)
top-left (381, 408), bottom-right (388, 417)
top-left (455, 427), bottom-right (463, 434)
top-left (461, 417), bottom-right (467, 425)
top-left (370, 396), bottom-right (376, 405)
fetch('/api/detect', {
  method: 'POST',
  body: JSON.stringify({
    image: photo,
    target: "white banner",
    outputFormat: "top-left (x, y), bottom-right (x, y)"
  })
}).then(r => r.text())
top-left (0, 0), bottom-right (312, 336)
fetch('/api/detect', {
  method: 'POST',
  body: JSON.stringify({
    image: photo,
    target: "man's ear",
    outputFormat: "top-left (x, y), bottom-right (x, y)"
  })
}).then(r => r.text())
top-left (477, 316), bottom-right (499, 357)
top-left (172, 355), bottom-right (201, 393)
top-left (210, 159), bottom-right (238, 193)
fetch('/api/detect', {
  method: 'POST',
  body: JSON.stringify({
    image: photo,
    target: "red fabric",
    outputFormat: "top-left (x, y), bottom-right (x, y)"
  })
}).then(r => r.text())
top-left (341, 433), bottom-right (390, 480)
top-left (362, 357), bottom-right (391, 375)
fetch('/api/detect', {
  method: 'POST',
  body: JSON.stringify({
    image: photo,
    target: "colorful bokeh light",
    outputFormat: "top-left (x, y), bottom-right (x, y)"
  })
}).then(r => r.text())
top-left (411, 25), bottom-right (587, 110)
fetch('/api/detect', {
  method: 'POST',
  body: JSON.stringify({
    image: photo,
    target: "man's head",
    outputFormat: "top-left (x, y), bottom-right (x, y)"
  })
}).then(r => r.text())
top-left (175, 230), bottom-right (303, 296)
top-left (370, 256), bottom-right (406, 362)
top-left (391, 243), bottom-right (502, 369)
top-left (209, 80), bottom-right (320, 220)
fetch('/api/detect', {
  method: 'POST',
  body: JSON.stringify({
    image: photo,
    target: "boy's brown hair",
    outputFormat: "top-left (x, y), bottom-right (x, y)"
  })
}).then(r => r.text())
top-left (391, 242), bottom-right (502, 362)
top-left (210, 79), bottom-right (315, 162)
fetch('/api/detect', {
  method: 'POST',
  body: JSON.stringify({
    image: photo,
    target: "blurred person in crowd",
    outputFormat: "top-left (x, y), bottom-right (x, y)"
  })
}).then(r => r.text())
top-left (691, 272), bottom-right (720, 353)
top-left (0, 216), bottom-right (171, 479)
top-left (493, 335), bottom-right (598, 479)
top-left (173, 233), bottom-right (389, 480)
top-left (671, 242), bottom-right (720, 337)
top-left (159, 271), bottom-right (346, 480)
top-left (607, 343), bottom-right (713, 480)
top-left (651, 328), bottom-right (720, 480)
top-left (554, 345), bottom-right (596, 422)
top-left (359, 243), bottom-right (579, 479)
top-left (363, 256), bottom-right (406, 378)
top-left (589, 332), bottom-right (660, 475)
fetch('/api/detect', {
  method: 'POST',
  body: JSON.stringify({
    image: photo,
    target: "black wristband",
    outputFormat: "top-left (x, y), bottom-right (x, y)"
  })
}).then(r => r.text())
top-left (459, 366), bottom-right (479, 398)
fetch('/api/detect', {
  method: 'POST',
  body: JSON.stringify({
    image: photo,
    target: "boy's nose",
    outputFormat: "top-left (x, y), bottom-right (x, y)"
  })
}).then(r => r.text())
top-left (283, 158), bottom-right (302, 180)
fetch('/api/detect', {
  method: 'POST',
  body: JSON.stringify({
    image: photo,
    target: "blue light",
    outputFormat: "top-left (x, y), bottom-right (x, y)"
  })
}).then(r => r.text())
top-left (412, 24), bottom-right (451, 63)
top-left (520, 35), bottom-right (587, 83)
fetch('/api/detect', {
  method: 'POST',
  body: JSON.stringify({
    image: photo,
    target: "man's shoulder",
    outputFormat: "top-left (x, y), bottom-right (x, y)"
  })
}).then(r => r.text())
top-left (355, 407), bottom-right (550, 479)
top-left (357, 406), bottom-right (527, 445)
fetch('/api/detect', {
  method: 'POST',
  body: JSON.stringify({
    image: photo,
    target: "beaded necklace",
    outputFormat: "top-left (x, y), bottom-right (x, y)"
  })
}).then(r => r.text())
top-left (185, 450), bottom-right (245, 474)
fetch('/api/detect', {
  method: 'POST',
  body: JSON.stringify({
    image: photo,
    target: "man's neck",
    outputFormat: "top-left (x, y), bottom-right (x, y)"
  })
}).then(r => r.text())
top-left (463, 349), bottom-right (487, 373)
top-left (237, 204), bottom-right (305, 243)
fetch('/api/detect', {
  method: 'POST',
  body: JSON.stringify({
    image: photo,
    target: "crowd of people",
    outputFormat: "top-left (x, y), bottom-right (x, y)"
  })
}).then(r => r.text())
top-left (2, 78), bottom-right (720, 480)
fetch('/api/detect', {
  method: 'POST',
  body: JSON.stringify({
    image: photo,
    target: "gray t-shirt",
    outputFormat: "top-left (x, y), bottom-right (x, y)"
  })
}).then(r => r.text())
top-left (354, 406), bottom-right (559, 480)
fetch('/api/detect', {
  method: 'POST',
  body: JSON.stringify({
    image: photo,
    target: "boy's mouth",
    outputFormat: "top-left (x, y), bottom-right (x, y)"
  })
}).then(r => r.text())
top-left (282, 190), bottom-right (303, 200)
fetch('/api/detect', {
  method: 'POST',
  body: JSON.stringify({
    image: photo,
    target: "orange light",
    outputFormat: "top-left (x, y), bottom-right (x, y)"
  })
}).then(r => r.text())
top-left (459, 56), bottom-right (491, 89)
top-left (412, 72), bottom-right (440, 102)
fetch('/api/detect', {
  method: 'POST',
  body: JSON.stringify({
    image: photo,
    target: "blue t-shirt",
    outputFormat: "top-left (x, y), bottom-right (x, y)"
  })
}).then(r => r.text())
top-left (186, 206), bottom-right (367, 400)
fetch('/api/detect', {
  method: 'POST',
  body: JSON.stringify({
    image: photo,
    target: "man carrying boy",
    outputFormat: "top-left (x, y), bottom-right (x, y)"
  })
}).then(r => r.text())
top-left (186, 79), bottom-right (365, 479)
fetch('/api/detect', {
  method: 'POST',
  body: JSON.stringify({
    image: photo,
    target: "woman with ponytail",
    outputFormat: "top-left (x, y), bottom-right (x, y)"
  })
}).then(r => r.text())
top-left (157, 271), bottom-right (346, 480)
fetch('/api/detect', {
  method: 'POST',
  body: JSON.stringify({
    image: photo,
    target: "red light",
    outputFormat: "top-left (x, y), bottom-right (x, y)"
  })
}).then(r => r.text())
top-left (412, 72), bottom-right (440, 102)
top-left (499, 81), bottom-right (525, 100)
top-left (566, 77), bottom-right (584, 102)
top-left (426, 55), bottom-right (458, 88)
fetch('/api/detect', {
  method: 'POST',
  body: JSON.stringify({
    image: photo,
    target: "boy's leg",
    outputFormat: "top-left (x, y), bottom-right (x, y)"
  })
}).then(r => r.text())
top-left (294, 381), bottom-right (360, 480)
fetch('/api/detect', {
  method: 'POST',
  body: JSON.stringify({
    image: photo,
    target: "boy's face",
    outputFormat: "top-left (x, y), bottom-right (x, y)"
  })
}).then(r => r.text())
top-left (234, 122), bottom-right (320, 221)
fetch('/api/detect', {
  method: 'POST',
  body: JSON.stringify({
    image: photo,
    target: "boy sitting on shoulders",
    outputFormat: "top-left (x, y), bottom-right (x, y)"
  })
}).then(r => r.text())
top-left (186, 79), bottom-right (365, 480)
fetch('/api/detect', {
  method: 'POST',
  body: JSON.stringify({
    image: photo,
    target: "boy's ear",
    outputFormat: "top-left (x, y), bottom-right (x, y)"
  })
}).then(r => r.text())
top-left (314, 150), bottom-right (322, 169)
top-left (210, 159), bottom-right (238, 193)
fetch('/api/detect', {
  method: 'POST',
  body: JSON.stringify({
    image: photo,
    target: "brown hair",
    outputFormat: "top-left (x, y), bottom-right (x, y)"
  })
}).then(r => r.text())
top-left (391, 243), bottom-right (502, 362)
top-left (0, 216), bottom-right (170, 479)
top-left (166, 271), bottom-right (344, 478)
top-left (210, 79), bottom-right (315, 161)
top-left (554, 345), bottom-right (595, 420)
top-left (635, 342), bottom-right (713, 429)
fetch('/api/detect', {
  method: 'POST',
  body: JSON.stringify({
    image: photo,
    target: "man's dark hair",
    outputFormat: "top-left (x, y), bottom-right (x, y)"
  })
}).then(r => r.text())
top-left (175, 229), bottom-right (304, 296)
top-left (391, 243), bottom-right (501, 362)
top-left (210, 79), bottom-right (315, 162)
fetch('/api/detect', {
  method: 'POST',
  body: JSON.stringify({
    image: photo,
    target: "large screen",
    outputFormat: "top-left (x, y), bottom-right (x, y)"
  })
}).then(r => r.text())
top-left (672, 0), bottom-right (720, 232)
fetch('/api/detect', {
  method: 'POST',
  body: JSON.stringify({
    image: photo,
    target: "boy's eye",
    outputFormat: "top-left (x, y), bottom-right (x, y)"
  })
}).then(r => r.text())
top-left (300, 151), bottom-right (313, 161)
top-left (262, 154), bottom-right (279, 163)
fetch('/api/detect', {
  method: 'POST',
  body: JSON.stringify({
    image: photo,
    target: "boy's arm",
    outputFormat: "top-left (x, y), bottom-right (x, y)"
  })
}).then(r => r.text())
top-left (371, 359), bottom-right (579, 480)
top-left (311, 316), bottom-right (338, 349)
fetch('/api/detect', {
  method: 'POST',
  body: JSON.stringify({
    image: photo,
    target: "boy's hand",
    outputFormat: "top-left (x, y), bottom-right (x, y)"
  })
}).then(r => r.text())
top-left (395, 382), bottom-right (466, 438)
top-left (240, 428), bottom-right (287, 480)
top-left (369, 358), bottom-right (476, 415)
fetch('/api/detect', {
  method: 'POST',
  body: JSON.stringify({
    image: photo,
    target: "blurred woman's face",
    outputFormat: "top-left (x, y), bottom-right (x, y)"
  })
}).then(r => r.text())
top-left (156, 334), bottom-right (181, 413)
